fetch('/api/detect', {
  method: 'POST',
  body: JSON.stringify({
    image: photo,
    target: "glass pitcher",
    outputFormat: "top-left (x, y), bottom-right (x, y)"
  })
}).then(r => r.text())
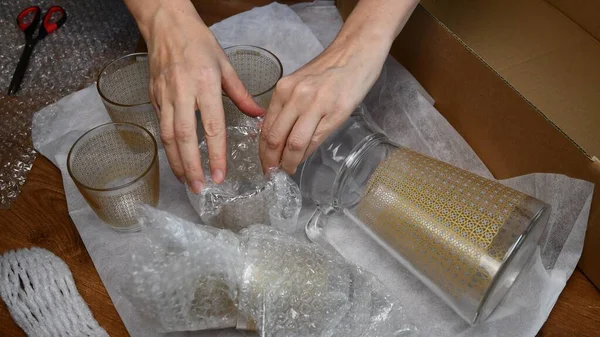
top-left (296, 106), bottom-right (551, 324)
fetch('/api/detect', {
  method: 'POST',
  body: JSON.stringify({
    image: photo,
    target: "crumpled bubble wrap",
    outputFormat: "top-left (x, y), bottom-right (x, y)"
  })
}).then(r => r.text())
top-left (267, 168), bottom-right (302, 233)
top-left (239, 225), bottom-right (415, 337)
top-left (0, 0), bottom-right (138, 208)
top-left (187, 126), bottom-right (301, 233)
top-left (121, 205), bottom-right (417, 337)
top-left (122, 206), bottom-right (243, 332)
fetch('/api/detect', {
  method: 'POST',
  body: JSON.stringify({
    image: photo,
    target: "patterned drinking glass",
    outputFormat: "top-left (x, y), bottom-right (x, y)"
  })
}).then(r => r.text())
top-left (67, 122), bottom-right (159, 231)
top-left (298, 107), bottom-right (551, 324)
top-left (97, 53), bottom-right (161, 147)
top-left (223, 45), bottom-right (282, 127)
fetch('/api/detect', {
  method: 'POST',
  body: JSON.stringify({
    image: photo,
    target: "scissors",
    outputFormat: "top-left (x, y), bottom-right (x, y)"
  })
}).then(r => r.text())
top-left (7, 6), bottom-right (67, 95)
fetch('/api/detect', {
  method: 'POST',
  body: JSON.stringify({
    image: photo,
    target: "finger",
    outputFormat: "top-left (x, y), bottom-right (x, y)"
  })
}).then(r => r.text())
top-left (280, 112), bottom-right (323, 174)
top-left (173, 94), bottom-right (205, 193)
top-left (196, 74), bottom-right (227, 186)
top-left (259, 93), bottom-right (284, 162)
top-left (149, 80), bottom-right (159, 117)
top-left (259, 76), bottom-right (291, 161)
top-left (302, 117), bottom-right (340, 163)
top-left (260, 104), bottom-right (299, 173)
top-left (221, 61), bottom-right (265, 117)
top-left (158, 102), bottom-right (185, 183)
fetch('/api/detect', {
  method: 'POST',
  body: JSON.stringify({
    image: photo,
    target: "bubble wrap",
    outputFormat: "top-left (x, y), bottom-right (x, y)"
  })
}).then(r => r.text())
top-left (122, 206), bottom-right (243, 332)
top-left (0, 0), bottom-right (138, 208)
top-left (267, 168), bottom-right (302, 233)
top-left (121, 205), bottom-right (417, 337)
top-left (187, 127), bottom-right (301, 233)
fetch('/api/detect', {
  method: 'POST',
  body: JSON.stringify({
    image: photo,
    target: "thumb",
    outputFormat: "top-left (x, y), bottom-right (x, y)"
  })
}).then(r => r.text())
top-left (221, 62), bottom-right (265, 118)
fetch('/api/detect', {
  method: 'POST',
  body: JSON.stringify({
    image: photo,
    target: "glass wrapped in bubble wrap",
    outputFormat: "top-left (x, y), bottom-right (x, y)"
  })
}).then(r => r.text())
top-left (298, 106), bottom-right (551, 324)
top-left (121, 206), bottom-right (417, 336)
top-left (187, 126), bottom-right (301, 233)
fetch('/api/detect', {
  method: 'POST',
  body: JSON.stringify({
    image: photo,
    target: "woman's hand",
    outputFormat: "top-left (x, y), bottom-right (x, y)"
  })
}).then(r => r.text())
top-left (259, 38), bottom-right (387, 174)
top-left (131, 0), bottom-right (264, 193)
top-left (258, 0), bottom-right (418, 175)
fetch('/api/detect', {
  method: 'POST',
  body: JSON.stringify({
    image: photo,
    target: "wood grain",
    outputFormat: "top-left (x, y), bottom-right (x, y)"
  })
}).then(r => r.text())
top-left (2, 1), bottom-right (599, 336)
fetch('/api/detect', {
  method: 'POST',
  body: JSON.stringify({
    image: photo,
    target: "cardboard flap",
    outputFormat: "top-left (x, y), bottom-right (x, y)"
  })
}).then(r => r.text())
top-left (420, 0), bottom-right (600, 160)
top-left (547, 0), bottom-right (600, 42)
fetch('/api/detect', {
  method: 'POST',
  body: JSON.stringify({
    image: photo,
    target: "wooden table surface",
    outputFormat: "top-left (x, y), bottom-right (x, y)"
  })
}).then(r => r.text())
top-left (2, 2), bottom-right (600, 336)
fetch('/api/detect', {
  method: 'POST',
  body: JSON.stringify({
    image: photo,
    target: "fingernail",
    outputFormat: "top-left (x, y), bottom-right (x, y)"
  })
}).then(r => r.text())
top-left (212, 169), bottom-right (224, 184)
top-left (191, 180), bottom-right (204, 194)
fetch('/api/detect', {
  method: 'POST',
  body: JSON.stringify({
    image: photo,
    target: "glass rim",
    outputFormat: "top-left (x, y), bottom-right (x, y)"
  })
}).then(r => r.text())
top-left (97, 52), bottom-right (151, 108)
top-left (222, 45), bottom-right (283, 98)
top-left (67, 122), bottom-right (158, 192)
top-left (473, 200), bottom-right (550, 324)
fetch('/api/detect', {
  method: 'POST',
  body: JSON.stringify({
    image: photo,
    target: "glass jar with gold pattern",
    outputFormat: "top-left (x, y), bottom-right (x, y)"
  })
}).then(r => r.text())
top-left (296, 106), bottom-right (551, 325)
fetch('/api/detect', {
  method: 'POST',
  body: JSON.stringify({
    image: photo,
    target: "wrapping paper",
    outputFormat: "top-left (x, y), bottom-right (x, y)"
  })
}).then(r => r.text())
top-left (30, 2), bottom-right (593, 337)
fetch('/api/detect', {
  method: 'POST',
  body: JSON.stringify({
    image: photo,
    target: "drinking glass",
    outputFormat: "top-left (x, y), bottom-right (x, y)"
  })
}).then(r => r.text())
top-left (97, 53), bottom-right (161, 147)
top-left (67, 122), bottom-right (159, 231)
top-left (223, 46), bottom-right (282, 127)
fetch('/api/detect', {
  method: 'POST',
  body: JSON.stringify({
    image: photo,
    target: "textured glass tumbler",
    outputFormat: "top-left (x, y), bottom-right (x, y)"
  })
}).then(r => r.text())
top-left (223, 46), bottom-right (282, 126)
top-left (67, 123), bottom-right (159, 231)
top-left (299, 108), bottom-right (551, 324)
top-left (97, 53), bottom-right (161, 147)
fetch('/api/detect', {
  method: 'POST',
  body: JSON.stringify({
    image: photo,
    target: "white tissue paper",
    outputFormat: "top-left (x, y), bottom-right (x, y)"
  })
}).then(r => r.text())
top-left (30, 2), bottom-right (593, 337)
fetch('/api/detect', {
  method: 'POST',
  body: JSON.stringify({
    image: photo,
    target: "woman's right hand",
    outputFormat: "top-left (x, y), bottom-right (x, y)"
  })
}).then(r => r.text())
top-left (132, 0), bottom-right (265, 193)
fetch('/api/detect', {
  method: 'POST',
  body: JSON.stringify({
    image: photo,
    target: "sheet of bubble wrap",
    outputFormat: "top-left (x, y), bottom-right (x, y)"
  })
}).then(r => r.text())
top-left (0, 0), bottom-right (138, 208)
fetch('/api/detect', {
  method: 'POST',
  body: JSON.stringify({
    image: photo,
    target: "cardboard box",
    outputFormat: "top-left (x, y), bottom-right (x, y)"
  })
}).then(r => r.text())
top-left (337, 0), bottom-right (600, 288)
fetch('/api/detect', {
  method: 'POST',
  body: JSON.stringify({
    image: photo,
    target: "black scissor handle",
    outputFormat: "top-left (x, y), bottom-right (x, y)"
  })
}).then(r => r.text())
top-left (39, 6), bottom-right (66, 39)
top-left (16, 6), bottom-right (40, 37)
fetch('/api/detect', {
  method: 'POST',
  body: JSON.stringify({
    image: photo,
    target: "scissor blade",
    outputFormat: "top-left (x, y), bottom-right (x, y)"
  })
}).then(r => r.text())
top-left (7, 44), bottom-right (34, 95)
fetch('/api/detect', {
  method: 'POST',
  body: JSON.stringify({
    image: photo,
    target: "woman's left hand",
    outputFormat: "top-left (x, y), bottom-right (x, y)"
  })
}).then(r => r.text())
top-left (259, 38), bottom-right (388, 174)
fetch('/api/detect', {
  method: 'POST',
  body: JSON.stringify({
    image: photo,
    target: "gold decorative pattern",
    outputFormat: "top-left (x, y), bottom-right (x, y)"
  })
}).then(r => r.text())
top-left (356, 147), bottom-right (527, 303)
top-left (98, 57), bottom-right (161, 145)
top-left (69, 126), bottom-right (159, 229)
top-left (223, 47), bottom-right (281, 127)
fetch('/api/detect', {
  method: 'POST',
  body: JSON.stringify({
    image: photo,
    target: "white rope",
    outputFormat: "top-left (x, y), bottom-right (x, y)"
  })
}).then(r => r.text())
top-left (0, 247), bottom-right (108, 337)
